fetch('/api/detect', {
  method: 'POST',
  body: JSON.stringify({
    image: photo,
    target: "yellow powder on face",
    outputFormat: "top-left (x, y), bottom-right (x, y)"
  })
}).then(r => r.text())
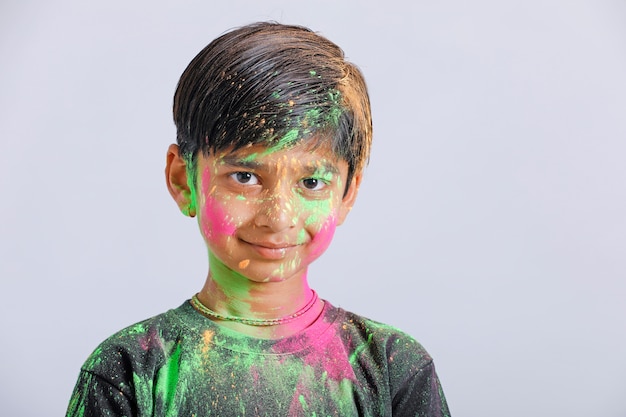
top-left (238, 259), bottom-right (250, 269)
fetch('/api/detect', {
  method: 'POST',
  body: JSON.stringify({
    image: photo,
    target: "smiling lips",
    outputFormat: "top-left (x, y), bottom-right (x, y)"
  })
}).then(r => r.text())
top-left (242, 240), bottom-right (299, 260)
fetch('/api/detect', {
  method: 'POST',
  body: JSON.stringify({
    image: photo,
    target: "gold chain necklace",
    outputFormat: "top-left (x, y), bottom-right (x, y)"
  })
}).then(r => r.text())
top-left (190, 290), bottom-right (320, 326)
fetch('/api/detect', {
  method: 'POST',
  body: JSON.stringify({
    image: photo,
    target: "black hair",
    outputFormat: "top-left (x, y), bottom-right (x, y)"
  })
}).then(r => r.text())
top-left (173, 22), bottom-right (372, 188)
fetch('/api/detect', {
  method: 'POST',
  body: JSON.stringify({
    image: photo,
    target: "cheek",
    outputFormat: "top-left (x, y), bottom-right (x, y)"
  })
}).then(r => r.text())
top-left (199, 168), bottom-right (236, 243)
top-left (306, 214), bottom-right (338, 260)
top-left (200, 196), bottom-right (237, 243)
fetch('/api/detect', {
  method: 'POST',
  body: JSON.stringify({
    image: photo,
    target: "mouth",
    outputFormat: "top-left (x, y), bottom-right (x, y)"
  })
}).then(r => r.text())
top-left (241, 239), bottom-right (298, 260)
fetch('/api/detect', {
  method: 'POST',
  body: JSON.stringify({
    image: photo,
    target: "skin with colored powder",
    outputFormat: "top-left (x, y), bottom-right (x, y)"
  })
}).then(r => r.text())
top-left (175, 138), bottom-right (357, 339)
top-left (65, 22), bottom-right (450, 417)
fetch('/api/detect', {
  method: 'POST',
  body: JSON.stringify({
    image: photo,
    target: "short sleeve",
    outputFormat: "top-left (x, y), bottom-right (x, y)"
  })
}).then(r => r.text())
top-left (66, 370), bottom-right (136, 417)
top-left (391, 361), bottom-right (451, 417)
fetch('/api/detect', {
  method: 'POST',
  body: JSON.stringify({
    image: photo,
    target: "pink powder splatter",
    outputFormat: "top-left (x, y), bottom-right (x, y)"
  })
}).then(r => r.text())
top-left (137, 326), bottom-right (164, 352)
top-left (273, 322), bottom-right (356, 383)
top-left (199, 167), bottom-right (236, 241)
top-left (306, 214), bottom-right (338, 261)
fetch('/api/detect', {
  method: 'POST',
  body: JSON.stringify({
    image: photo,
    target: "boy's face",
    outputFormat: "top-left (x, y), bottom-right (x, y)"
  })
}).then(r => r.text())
top-left (168, 141), bottom-right (360, 284)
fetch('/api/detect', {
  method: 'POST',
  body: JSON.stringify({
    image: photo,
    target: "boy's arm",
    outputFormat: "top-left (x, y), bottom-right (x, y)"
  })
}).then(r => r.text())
top-left (66, 370), bottom-right (136, 417)
top-left (391, 360), bottom-right (451, 417)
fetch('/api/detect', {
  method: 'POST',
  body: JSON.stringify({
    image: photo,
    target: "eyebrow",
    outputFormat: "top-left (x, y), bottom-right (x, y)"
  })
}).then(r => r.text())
top-left (221, 155), bottom-right (262, 169)
top-left (302, 163), bottom-right (339, 176)
top-left (221, 155), bottom-right (340, 176)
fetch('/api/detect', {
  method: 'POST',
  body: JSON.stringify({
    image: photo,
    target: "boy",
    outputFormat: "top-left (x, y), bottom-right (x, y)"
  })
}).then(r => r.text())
top-left (67, 22), bottom-right (450, 416)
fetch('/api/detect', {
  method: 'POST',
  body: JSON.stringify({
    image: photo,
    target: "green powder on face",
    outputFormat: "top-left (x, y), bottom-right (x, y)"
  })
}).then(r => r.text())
top-left (317, 170), bottom-right (335, 184)
top-left (300, 193), bottom-right (333, 227)
top-left (304, 214), bottom-right (319, 227)
top-left (296, 229), bottom-right (307, 244)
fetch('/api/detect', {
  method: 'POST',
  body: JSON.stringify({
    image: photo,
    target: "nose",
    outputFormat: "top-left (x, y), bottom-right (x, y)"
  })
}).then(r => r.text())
top-left (254, 190), bottom-right (297, 232)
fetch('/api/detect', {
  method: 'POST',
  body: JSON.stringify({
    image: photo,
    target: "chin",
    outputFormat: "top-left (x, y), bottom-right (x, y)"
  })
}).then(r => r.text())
top-left (240, 263), bottom-right (308, 284)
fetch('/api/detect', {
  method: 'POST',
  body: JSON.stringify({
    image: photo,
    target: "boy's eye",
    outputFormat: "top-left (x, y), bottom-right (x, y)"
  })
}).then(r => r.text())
top-left (301, 178), bottom-right (326, 191)
top-left (230, 172), bottom-right (259, 185)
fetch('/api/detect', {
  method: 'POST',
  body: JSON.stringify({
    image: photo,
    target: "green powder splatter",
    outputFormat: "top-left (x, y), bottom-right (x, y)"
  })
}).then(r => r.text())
top-left (349, 332), bottom-right (373, 365)
top-left (82, 346), bottom-right (104, 369)
top-left (296, 229), bottom-right (307, 244)
top-left (265, 128), bottom-right (300, 153)
top-left (298, 394), bottom-right (307, 410)
top-left (133, 371), bottom-right (155, 415)
top-left (184, 158), bottom-right (199, 216)
top-left (241, 153), bottom-right (258, 163)
top-left (300, 194), bottom-right (333, 227)
top-left (155, 342), bottom-right (183, 411)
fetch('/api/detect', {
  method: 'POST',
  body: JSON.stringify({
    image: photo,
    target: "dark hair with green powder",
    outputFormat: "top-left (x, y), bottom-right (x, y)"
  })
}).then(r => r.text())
top-left (173, 21), bottom-right (372, 188)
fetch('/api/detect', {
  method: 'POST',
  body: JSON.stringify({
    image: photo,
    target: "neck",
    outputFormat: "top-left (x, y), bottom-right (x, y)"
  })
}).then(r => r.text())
top-left (195, 252), bottom-right (322, 338)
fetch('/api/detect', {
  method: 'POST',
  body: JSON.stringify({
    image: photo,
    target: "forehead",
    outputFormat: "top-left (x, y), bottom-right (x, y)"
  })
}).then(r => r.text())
top-left (211, 141), bottom-right (346, 173)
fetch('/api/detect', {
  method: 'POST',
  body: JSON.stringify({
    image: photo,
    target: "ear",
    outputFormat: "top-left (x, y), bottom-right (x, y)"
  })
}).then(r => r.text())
top-left (165, 144), bottom-right (196, 217)
top-left (337, 172), bottom-right (362, 226)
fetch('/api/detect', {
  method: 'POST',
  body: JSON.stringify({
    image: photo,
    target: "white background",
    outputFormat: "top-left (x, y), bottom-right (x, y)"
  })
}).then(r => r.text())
top-left (1, 1), bottom-right (625, 416)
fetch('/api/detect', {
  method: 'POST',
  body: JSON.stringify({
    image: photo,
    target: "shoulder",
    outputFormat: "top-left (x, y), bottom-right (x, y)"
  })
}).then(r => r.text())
top-left (327, 305), bottom-right (434, 377)
top-left (67, 303), bottom-right (196, 415)
top-left (334, 307), bottom-right (432, 361)
top-left (80, 302), bottom-right (193, 380)
top-left (328, 306), bottom-right (450, 414)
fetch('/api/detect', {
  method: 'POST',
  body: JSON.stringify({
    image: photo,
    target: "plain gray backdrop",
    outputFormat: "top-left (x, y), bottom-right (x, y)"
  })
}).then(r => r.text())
top-left (1, 0), bottom-right (625, 416)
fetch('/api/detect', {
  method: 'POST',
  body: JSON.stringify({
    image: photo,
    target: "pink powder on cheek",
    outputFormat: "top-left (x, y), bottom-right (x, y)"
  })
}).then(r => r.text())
top-left (199, 167), bottom-right (236, 241)
top-left (200, 166), bottom-right (213, 196)
top-left (306, 215), bottom-right (338, 261)
top-left (200, 196), bottom-right (237, 241)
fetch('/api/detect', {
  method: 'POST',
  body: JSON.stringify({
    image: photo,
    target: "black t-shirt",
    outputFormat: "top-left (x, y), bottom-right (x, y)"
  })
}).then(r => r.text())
top-left (67, 300), bottom-right (450, 416)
